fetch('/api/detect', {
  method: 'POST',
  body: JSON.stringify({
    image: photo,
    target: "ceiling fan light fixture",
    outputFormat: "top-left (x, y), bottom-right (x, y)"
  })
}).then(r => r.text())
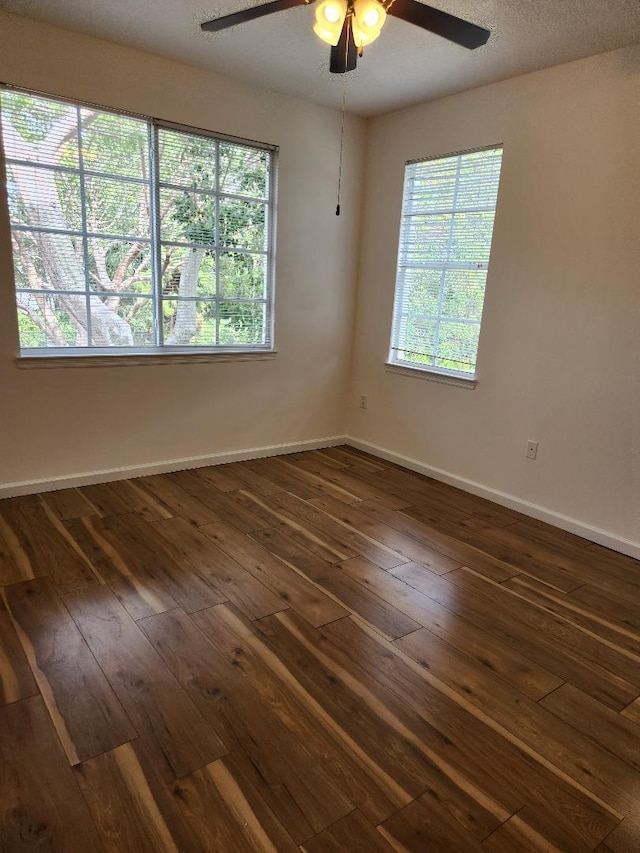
top-left (351, 0), bottom-right (386, 47)
top-left (313, 0), bottom-right (348, 45)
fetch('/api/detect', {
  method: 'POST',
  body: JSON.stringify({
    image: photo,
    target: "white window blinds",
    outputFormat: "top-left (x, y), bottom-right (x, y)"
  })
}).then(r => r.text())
top-left (390, 146), bottom-right (503, 376)
top-left (0, 87), bottom-right (276, 353)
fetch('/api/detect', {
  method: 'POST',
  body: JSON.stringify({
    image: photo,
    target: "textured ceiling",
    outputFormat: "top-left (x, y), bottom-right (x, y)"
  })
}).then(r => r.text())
top-left (2, 0), bottom-right (640, 115)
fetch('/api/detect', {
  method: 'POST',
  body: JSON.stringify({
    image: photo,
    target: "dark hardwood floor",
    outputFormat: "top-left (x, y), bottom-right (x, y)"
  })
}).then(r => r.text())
top-left (1, 445), bottom-right (639, 851)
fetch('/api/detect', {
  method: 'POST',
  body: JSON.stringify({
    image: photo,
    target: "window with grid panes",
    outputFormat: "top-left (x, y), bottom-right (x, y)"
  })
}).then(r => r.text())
top-left (0, 87), bottom-right (276, 355)
top-left (389, 146), bottom-right (503, 378)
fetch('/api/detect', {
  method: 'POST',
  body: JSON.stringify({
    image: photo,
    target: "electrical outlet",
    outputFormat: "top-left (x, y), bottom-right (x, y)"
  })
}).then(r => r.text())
top-left (526, 440), bottom-right (539, 460)
top-left (360, 394), bottom-right (368, 410)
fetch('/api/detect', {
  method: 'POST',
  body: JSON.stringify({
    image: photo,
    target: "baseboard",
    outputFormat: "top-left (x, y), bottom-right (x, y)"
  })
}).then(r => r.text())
top-left (0, 436), bottom-right (345, 499)
top-left (346, 436), bottom-right (640, 561)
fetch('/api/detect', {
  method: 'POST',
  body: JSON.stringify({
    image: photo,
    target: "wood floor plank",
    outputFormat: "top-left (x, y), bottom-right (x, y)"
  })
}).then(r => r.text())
top-left (0, 695), bottom-right (104, 851)
top-left (388, 502), bottom-right (521, 582)
top-left (319, 445), bottom-right (388, 472)
top-left (75, 740), bottom-right (203, 852)
top-left (323, 615), bottom-right (616, 850)
top-left (0, 594), bottom-right (38, 705)
top-left (151, 516), bottom-right (287, 620)
top-left (393, 562), bottom-right (640, 710)
top-left (190, 464), bottom-right (245, 493)
top-left (104, 478), bottom-right (175, 522)
top-left (309, 496), bottom-right (462, 572)
top-left (251, 527), bottom-right (420, 639)
top-left (78, 482), bottom-right (133, 517)
top-left (171, 756), bottom-right (298, 852)
top-left (41, 487), bottom-right (96, 520)
top-left (482, 812), bottom-right (564, 852)
top-left (0, 507), bottom-right (35, 585)
top-left (302, 809), bottom-right (395, 852)
top-left (65, 585), bottom-right (227, 781)
top-left (0, 495), bottom-right (99, 593)
top-left (340, 556), bottom-right (564, 701)
top-left (95, 512), bottom-right (223, 615)
top-left (378, 792), bottom-right (484, 851)
top-left (168, 469), bottom-right (272, 532)
top-left (620, 697), bottom-right (640, 725)
top-left (268, 490), bottom-right (407, 570)
top-left (5, 577), bottom-right (136, 764)
top-left (395, 622), bottom-right (640, 816)
top-left (599, 816), bottom-right (640, 852)
top-left (135, 474), bottom-right (220, 526)
top-left (503, 575), bottom-right (640, 656)
top-left (192, 602), bottom-right (408, 824)
top-left (540, 683), bottom-right (640, 771)
top-left (64, 515), bottom-right (177, 620)
top-left (448, 568), bottom-right (640, 697)
top-left (200, 519), bottom-right (348, 627)
top-left (254, 610), bottom-right (442, 806)
top-left (247, 457), bottom-right (363, 504)
top-left (234, 489), bottom-right (357, 563)
top-left (140, 606), bottom-right (353, 842)
top-left (570, 582), bottom-right (640, 632)
top-left (225, 460), bottom-right (285, 496)
top-left (284, 455), bottom-right (412, 510)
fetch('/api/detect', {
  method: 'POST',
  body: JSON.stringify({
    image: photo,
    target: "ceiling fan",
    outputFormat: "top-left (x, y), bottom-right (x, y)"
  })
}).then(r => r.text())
top-left (201, 0), bottom-right (490, 73)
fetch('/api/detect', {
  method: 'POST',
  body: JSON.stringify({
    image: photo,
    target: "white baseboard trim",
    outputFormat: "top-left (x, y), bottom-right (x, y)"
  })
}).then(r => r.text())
top-left (346, 436), bottom-right (640, 561)
top-left (0, 436), bottom-right (345, 499)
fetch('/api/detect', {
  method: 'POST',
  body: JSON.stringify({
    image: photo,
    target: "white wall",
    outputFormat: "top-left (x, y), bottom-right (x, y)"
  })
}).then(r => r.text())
top-left (348, 46), bottom-right (640, 547)
top-left (0, 11), bottom-right (364, 488)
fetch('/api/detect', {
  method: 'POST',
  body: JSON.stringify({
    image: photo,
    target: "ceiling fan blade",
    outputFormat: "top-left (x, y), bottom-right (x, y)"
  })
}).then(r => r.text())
top-left (201, 0), bottom-right (309, 33)
top-left (330, 20), bottom-right (358, 73)
top-left (386, 0), bottom-right (490, 49)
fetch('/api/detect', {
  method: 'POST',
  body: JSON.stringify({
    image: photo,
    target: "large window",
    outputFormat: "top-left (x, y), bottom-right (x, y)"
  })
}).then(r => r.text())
top-left (389, 146), bottom-right (503, 378)
top-left (0, 88), bottom-right (276, 355)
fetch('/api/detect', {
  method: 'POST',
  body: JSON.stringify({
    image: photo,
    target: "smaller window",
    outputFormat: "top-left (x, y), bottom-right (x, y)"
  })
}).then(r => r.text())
top-left (389, 145), bottom-right (503, 379)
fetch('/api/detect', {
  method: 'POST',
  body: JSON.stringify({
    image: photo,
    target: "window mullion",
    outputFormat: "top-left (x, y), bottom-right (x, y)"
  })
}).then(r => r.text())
top-left (215, 140), bottom-right (221, 346)
top-left (150, 122), bottom-right (164, 347)
top-left (76, 105), bottom-right (93, 348)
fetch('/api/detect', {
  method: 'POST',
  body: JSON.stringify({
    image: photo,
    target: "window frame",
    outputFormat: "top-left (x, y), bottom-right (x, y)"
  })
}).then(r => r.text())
top-left (387, 144), bottom-right (503, 385)
top-left (0, 84), bottom-right (278, 363)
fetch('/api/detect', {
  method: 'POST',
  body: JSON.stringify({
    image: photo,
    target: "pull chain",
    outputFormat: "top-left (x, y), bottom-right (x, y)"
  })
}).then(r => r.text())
top-left (336, 29), bottom-right (349, 216)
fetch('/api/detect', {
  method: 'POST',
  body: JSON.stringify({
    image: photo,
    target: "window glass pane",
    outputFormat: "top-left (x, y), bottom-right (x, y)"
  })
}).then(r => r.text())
top-left (7, 164), bottom-right (82, 231)
top-left (90, 295), bottom-right (155, 346)
top-left (158, 129), bottom-right (216, 189)
top-left (219, 143), bottom-right (269, 198)
top-left (436, 321), bottom-right (481, 372)
top-left (162, 298), bottom-right (217, 346)
top-left (399, 317), bottom-right (437, 366)
top-left (219, 301), bottom-right (266, 346)
top-left (0, 92), bottom-right (79, 167)
top-left (219, 198), bottom-right (266, 250)
top-left (15, 290), bottom-right (88, 348)
top-left (159, 188), bottom-right (216, 245)
top-left (11, 230), bottom-right (86, 290)
top-left (87, 239), bottom-right (152, 293)
top-left (85, 176), bottom-right (150, 238)
top-left (398, 269), bottom-right (439, 317)
top-left (441, 269), bottom-right (487, 322)
top-left (219, 252), bottom-right (266, 299)
top-left (161, 246), bottom-right (215, 297)
top-left (81, 109), bottom-right (148, 179)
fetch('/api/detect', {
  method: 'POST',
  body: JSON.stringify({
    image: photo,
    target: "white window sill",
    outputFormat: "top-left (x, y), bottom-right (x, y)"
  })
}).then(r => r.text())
top-left (15, 350), bottom-right (278, 369)
top-left (385, 361), bottom-right (477, 389)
